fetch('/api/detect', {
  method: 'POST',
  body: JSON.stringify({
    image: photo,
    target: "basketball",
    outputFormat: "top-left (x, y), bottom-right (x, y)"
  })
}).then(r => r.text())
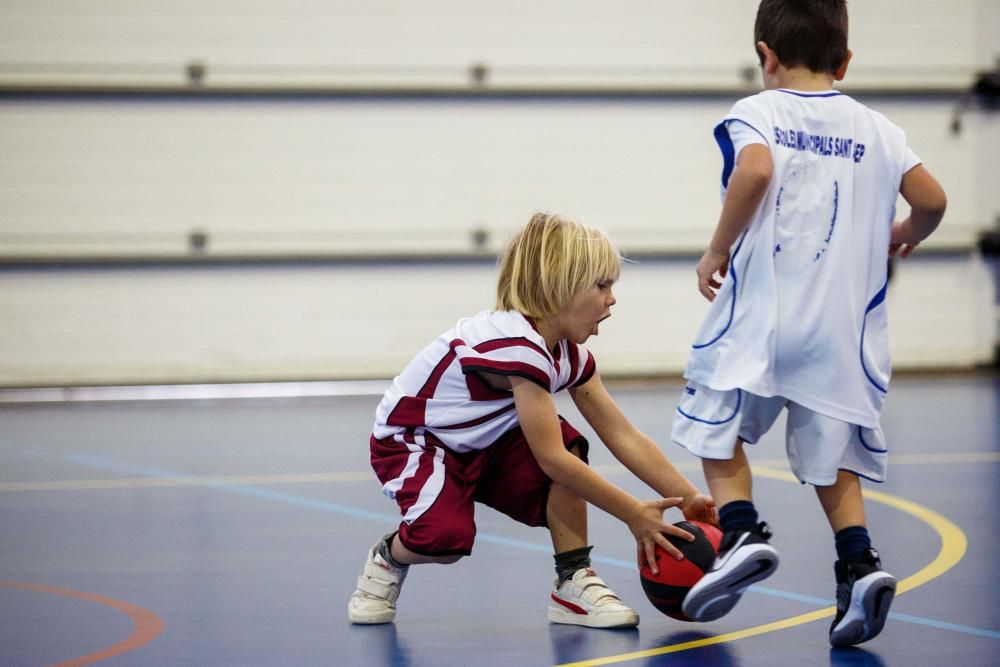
top-left (639, 520), bottom-right (723, 621)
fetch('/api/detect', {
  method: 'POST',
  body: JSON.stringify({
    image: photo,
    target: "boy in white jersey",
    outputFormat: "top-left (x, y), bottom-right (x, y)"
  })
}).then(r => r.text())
top-left (349, 212), bottom-right (716, 628)
top-left (671, 0), bottom-right (947, 647)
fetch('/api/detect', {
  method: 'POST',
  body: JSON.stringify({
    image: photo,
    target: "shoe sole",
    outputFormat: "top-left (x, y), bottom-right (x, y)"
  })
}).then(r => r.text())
top-left (830, 573), bottom-right (896, 647)
top-left (348, 607), bottom-right (396, 624)
top-left (681, 544), bottom-right (780, 622)
top-left (547, 606), bottom-right (639, 628)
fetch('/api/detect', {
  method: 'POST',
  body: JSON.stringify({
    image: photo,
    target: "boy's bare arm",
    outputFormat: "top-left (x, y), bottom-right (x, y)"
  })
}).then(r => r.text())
top-left (698, 144), bottom-right (773, 301)
top-left (568, 373), bottom-right (714, 523)
top-left (891, 164), bottom-right (947, 257)
top-left (509, 376), bottom-right (688, 568)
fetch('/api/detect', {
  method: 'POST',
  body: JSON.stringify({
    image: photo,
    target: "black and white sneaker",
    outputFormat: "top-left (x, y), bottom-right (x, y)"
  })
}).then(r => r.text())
top-left (829, 548), bottom-right (896, 647)
top-left (681, 522), bottom-right (779, 622)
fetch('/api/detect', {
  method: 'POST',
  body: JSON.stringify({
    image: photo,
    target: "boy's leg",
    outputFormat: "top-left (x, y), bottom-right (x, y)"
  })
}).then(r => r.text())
top-left (702, 438), bottom-right (753, 506)
top-left (348, 531), bottom-right (412, 624)
top-left (814, 469), bottom-right (866, 532)
top-left (816, 471), bottom-right (896, 647)
top-left (545, 449), bottom-right (588, 555)
top-left (349, 436), bottom-right (477, 624)
top-left (681, 441), bottom-right (779, 622)
top-left (544, 444), bottom-right (639, 628)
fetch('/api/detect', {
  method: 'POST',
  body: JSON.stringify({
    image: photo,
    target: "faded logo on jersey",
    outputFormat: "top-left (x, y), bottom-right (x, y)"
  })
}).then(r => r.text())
top-left (773, 156), bottom-right (839, 276)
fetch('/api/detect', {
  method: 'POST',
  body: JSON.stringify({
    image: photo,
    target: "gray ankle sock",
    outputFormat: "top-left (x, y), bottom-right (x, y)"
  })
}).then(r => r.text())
top-left (377, 532), bottom-right (407, 569)
top-left (554, 546), bottom-right (593, 585)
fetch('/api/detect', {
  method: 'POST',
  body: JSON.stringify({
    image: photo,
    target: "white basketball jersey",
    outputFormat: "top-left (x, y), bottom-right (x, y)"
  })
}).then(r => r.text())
top-left (373, 310), bottom-right (595, 452)
top-left (684, 89), bottom-right (919, 427)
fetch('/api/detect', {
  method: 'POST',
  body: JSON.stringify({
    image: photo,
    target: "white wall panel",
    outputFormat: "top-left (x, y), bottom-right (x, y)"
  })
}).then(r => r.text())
top-left (0, 1), bottom-right (995, 386)
top-left (0, 1), bottom-right (992, 88)
top-left (0, 98), bottom-right (984, 257)
top-left (0, 255), bottom-right (993, 387)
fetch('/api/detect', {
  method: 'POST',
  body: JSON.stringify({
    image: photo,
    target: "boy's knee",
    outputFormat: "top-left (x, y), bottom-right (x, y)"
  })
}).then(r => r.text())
top-left (433, 553), bottom-right (465, 565)
top-left (399, 523), bottom-right (475, 561)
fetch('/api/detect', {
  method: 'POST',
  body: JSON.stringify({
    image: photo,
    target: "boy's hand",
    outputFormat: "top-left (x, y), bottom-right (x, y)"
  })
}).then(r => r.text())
top-left (889, 218), bottom-right (920, 258)
top-left (680, 494), bottom-right (718, 527)
top-left (628, 498), bottom-right (696, 574)
top-left (696, 248), bottom-right (730, 301)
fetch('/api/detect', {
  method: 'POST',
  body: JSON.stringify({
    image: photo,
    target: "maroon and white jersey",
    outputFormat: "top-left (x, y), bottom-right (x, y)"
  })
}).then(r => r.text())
top-left (372, 310), bottom-right (596, 453)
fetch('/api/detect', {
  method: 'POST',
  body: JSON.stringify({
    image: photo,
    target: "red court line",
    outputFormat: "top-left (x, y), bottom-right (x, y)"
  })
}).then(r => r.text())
top-left (0, 580), bottom-right (164, 666)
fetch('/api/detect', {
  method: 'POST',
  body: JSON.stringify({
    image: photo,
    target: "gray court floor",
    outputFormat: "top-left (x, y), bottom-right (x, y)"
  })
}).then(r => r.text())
top-left (1, 374), bottom-right (997, 666)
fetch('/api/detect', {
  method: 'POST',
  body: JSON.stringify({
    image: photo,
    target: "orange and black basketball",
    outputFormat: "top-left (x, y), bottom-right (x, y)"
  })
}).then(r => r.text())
top-left (639, 520), bottom-right (723, 621)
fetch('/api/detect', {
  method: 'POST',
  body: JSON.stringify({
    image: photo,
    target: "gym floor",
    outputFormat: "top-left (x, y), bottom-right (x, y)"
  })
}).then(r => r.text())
top-left (1, 373), bottom-right (997, 666)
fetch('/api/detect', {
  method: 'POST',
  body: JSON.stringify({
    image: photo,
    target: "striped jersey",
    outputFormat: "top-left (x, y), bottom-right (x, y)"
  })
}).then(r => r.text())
top-left (684, 89), bottom-right (920, 427)
top-left (373, 309), bottom-right (596, 452)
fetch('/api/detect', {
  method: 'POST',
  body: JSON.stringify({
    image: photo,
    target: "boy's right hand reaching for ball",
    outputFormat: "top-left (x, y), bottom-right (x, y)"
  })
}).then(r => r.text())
top-left (628, 497), bottom-right (696, 574)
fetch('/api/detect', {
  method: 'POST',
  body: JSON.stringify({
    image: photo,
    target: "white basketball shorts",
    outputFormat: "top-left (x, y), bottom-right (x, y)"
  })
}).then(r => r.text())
top-left (671, 381), bottom-right (888, 485)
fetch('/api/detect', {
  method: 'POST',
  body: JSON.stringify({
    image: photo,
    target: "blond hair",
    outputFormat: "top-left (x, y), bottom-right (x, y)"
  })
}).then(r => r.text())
top-left (496, 212), bottom-right (621, 318)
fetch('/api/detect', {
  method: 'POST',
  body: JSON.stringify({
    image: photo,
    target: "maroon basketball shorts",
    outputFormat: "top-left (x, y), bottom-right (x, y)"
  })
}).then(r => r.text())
top-left (369, 419), bottom-right (589, 557)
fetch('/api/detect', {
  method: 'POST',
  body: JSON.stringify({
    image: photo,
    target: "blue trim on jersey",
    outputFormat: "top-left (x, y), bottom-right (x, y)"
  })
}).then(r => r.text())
top-left (714, 121), bottom-right (737, 189)
top-left (692, 230), bottom-right (747, 349)
top-left (777, 89), bottom-right (843, 98)
top-left (859, 280), bottom-right (889, 394)
top-left (839, 467), bottom-right (885, 484)
top-left (676, 388), bottom-right (742, 425)
top-left (858, 426), bottom-right (888, 453)
top-left (713, 119), bottom-right (769, 189)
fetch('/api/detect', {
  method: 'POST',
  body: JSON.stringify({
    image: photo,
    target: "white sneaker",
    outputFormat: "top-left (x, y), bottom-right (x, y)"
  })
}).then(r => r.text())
top-left (347, 534), bottom-right (409, 624)
top-left (548, 568), bottom-right (639, 628)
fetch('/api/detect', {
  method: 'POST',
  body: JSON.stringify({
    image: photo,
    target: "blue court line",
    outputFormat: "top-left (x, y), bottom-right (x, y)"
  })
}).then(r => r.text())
top-left (61, 451), bottom-right (999, 641)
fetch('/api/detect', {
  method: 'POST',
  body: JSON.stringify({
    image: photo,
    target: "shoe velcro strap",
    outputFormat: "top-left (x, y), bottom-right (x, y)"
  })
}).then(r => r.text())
top-left (356, 574), bottom-right (400, 602)
top-left (576, 576), bottom-right (621, 604)
top-left (364, 560), bottom-right (404, 583)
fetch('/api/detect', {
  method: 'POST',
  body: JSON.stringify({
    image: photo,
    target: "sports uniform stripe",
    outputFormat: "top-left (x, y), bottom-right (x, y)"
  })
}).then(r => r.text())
top-left (381, 440), bottom-right (424, 499)
top-left (385, 396), bottom-right (426, 428)
top-left (400, 446), bottom-right (446, 525)
top-left (463, 370), bottom-right (511, 401)
top-left (473, 336), bottom-right (551, 361)
top-left (434, 402), bottom-right (516, 429)
top-left (417, 344), bottom-right (459, 399)
top-left (459, 358), bottom-right (550, 388)
top-left (374, 310), bottom-right (595, 453)
top-left (385, 342), bottom-right (460, 426)
top-left (567, 343), bottom-right (580, 378)
top-left (574, 351), bottom-right (596, 387)
top-left (557, 342), bottom-right (587, 391)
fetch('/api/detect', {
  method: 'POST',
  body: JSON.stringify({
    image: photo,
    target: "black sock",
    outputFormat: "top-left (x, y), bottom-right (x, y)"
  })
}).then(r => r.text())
top-left (377, 531), bottom-right (407, 569)
top-left (834, 526), bottom-right (872, 562)
top-left (554, 546), bottom-right (593, 586)
top-left (718, 500), bottom-right (759, 533)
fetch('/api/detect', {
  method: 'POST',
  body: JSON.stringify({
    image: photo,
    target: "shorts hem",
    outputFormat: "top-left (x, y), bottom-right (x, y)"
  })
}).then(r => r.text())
top-left (798, 467), bottom-right (886, 487)
top-left (397, 531), bottom-right (473, 558)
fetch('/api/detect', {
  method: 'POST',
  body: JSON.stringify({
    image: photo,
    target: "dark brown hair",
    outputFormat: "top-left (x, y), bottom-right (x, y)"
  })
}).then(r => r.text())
top-left (754, 0), bottom-right (849, 74)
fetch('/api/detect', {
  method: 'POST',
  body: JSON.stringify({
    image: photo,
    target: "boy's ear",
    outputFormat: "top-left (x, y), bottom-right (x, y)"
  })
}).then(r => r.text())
top-left (756, 41), bottom-right (779, 76)
top-left (834, 49), bottom-right (853, 81)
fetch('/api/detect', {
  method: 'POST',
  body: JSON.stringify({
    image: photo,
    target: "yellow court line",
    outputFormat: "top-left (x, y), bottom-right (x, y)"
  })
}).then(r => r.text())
top-left (3, 452), bottom-right (993, 492)
top-left (556, 465), bottom-right (968, 667)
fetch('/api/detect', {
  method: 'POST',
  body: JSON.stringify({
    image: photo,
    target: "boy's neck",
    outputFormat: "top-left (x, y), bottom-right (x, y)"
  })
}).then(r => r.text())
top-left (769, 65), bottom-right (836, 92)
top-left (533, 317), bottom-right (561, 353)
